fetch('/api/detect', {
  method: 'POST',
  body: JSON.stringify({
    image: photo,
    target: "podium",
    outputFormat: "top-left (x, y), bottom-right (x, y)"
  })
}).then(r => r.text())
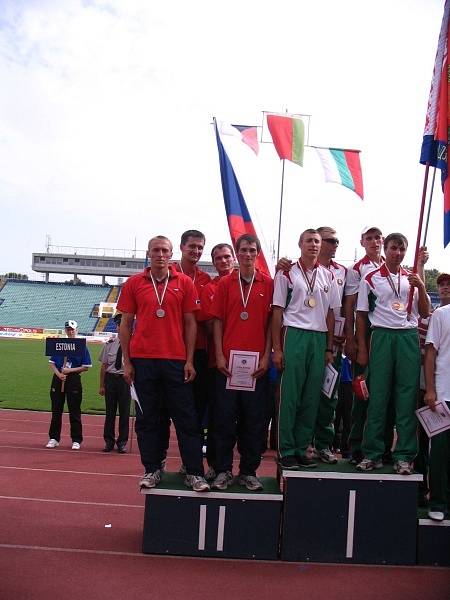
top-left (417, 509), bottom-right (450, 566)
top-left (279, 461), bottom-right (422, 565)
top-left (142, 472), bottom-right (282, 559)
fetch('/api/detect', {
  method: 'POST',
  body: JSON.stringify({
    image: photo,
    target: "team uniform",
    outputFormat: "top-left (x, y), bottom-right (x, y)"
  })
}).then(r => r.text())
top-left (174, 263), bottom-right (211, 442)
top-left (314, 260), bottom-right (347, 454)
top-left (48, 347), bottom-right (92, 444)
top-left (117, 265), bottom-right (204, 476)
top-left (98, 336), bottom-right (131, 450)
top-left (425, 304), bottom-right (450, 515)
top-left (345, 255), bottom-right (389, 460)
top-left (273, 262), bottom-right (341, 460)
top-left (209, 269), bottom-right (273, 479)
top-left (357, 265), bottom-right (424, 465)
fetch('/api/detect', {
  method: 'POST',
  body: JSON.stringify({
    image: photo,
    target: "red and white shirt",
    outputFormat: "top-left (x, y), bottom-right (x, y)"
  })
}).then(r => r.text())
top-left (345, 255), bottom-right (384, 296)
top-left (117, 265), bottom-right (199, 360)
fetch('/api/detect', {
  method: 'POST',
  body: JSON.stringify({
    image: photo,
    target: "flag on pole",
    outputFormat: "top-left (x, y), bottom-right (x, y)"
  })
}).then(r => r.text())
top-left (420, 0), bottom-right (450, 247)
top-left (267, 114), bottom-right (305, 166)
top-left (218, 121), bottom-right (259, 155)
top-left (314, 147), bottom-right (364, 200)
top-left (214, 121), bottom-right (270, 275)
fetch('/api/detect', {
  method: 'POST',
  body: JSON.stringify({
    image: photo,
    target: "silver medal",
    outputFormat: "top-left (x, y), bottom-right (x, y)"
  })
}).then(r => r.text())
top-left (156, 308), bottom-right (166, 318)
top-left (240, 311), bottom-right (249, 320)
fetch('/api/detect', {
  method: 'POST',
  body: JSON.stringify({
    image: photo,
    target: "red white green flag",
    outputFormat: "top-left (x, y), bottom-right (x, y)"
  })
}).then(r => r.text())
top-left (267, 114), bottom-right (305, 166)
top-left (314, 147), bottom-right (364, 200)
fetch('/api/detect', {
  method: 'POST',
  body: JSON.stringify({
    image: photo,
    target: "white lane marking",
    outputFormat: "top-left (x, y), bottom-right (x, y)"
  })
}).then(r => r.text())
top-left (0, 495), bottom-right (142, 508)
top-left (346, 490), bottom-right (356, 558)
top-left (198, 505), bottom-right (207, 551)
top-left (0, 465), bottom-right (139, 478)
top-left (0, 544), bottom-right (149, 558)
top-left (216, 506), bottom-right (226, 551)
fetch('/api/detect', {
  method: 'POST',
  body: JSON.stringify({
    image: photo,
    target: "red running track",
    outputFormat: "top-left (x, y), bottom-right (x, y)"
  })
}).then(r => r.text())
top-left (0, 408), bottom-right (449, 600)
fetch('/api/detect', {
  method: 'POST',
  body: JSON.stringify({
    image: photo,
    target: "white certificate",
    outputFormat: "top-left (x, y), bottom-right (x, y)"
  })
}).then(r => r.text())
top-left (334, 316), bottom-right (345, 337)
top-left (415, 401), bottom-right (450, 438)
top-left (226, 350), bottom-right (259, 392)
top-left (322, 363), bottom-right (339, 399)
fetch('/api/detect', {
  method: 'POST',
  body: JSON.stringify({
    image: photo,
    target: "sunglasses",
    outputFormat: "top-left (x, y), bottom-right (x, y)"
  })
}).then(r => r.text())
top-left (323, 238), bottom-right (339, 245)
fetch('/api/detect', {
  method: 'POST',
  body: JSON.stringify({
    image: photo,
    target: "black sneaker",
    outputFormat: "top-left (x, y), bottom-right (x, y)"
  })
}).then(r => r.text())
top-left (296, 455), bottom-right (318, 468)
top-left (348, 451), bottom-right (364, 465)
top-left (279, 456), bottom-right (299, 470)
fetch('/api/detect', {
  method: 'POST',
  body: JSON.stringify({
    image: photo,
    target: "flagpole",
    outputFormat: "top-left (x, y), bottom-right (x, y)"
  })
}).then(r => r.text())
top-left (422, 166), bottom-right (437, 245)
top-left (276, 159), bottom-right (286, 262)
top-left (406, 163), bottom-right (430, 318)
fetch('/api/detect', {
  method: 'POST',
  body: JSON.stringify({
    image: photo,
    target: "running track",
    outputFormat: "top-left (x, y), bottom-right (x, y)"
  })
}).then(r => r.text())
top-left (0, 409), bottom-right (448, 600)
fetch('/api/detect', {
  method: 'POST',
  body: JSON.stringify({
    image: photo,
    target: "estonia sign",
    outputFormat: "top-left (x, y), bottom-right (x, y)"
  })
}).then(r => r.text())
top-left (45, 337), bottom-right (86, 357)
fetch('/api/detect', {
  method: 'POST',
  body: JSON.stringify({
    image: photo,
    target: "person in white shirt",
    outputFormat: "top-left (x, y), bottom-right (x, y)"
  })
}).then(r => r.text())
top-left (355, 233), bottom-right (430, 475)
top-left (272, 229), bottom-right (340, 469)
top-left (424, 273), bottom-right (450, 520)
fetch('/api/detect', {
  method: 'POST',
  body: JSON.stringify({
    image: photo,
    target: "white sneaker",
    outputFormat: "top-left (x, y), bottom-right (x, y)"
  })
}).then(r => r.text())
top-left (428, 510), bottom-right (445, 521)
top-left (46, 439), bottom-right (59, 448)
top-left (71, 442), bottom-right (81, 450)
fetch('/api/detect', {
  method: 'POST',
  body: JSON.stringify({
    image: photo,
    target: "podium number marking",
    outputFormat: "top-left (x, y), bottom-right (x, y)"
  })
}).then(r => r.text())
top-left (216, 506), bottom-right (226, 551)
top-left (198, 505), bottom-right (207, 550)
top-left (346, 490), bottom-right (356, 558)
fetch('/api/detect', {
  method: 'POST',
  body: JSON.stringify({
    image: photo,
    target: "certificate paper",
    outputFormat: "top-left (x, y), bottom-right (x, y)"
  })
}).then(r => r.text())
top-left (334, 316), bottom-right (345, 337)
top-left (415, 401), bottom-right (450, 438)
top-left (226, 350), bottom-right (259, 392)
top-left (322, 363), bottom-right (339, 399)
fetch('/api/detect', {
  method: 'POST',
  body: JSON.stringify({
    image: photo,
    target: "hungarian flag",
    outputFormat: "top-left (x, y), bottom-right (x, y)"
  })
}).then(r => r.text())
top-left (214, 122), bottom-right (270, 275)
top-left (267, 114), bottom-right (305, 166)
top-left (314, 147), bottom-right (364, 200)
top-left (420, 0), bottom-right (450, 247)
top-left (218, 121), bottom-right (259, 155)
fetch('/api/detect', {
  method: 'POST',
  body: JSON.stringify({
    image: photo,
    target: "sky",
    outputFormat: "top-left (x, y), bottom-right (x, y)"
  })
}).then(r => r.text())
top-left (0, 0), bottom-right (448, 281)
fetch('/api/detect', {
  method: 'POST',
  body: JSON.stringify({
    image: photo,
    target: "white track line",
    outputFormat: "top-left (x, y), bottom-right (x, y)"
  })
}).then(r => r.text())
top-left (0, 495), bottom-right (142, 508)
top-left (0, 544), bottom-right (148, 558)
top-left (0, 465), bottom-right (139, 478)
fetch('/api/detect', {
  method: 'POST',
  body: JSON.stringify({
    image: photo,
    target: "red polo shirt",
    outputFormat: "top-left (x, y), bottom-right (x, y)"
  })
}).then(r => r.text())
top-left (117, 265), bottom-right (199, 360)
top-left (210, 269), bottom-right (273, 362)
top-left (198, 276), bottom-right (222, 368)
top-left (174, 263), bottom-right (211, 350)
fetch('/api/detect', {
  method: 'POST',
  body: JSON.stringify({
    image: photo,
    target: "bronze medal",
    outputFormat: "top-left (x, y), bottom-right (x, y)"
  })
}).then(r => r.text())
top-left (337, 278), bottom-right (343, 285)
top-left (392, 302), bottom-right (404, 312)
top-left (323, 285), bottom-right (329, 293)
top-left (304, 297), bottom-right (316, 308)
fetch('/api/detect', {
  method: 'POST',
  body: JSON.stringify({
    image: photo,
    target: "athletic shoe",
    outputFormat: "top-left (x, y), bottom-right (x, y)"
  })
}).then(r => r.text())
top-left (103, 444), bottom-right (114, 452)
top-left (205, 466), bottom-right (216, 482)
top-left (140, 470), bottom-right (161, 489)
top-left (318, 448), bottom-right (338, 464)
top-left (348, 451), bottom-right (364, 466)
top-left (117, 443), bottom-right (127, 454)
top-left (238, 474), bottom-right (263, 491)
top-left (211, 471), bottom-right (234, 490)
top-left (71, 442), bottom-right (81, 450)
top-left (184, 475), bottom-right (210, 492)
top-left (279, 456), bottom-right (299, 470)
top-left (395, 461), bottom-right (413, 475)
top-left (428, 510), bottom-right (445, 522)
top-left (296, 455), bottom-right (318, 468)
top-left (46, 439), bottom-right (59, 448)
top-left (356, 458), bottom-right (383, 471)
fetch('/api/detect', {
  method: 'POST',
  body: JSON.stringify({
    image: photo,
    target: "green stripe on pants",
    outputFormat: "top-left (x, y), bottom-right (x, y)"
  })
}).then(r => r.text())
top-left (278, 327), bottom-right (326, 457)
top-left (362, 328), bottom-right (419, 462)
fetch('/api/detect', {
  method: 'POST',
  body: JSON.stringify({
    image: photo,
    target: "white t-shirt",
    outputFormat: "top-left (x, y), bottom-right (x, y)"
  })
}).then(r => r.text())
top-left (273, 261), bottom-right (341, 332)
top-left (345, 255), bottom-right (384, 296)
top-left (357, 264), bottom-right (421, 329)
top-left (425, 303), bottom-right (450, 403)
top-left (329, 260), bottom-right (347, 318)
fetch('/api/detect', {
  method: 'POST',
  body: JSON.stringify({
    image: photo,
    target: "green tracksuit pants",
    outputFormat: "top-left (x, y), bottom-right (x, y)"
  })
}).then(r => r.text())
top-left (362, 328), bottom-right (420, 462)
top-left (429, 401), bottom-right (450, 513)
top-left (314, 353), bottom-right (342, 450)
top-left (278, 327), bottom-right (326, 458)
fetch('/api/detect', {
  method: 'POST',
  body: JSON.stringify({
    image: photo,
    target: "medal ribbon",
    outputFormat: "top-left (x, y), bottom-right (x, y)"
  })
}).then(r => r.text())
top-left (298, 260), bottom-right (317, 296)
top-left (150, 272), bottom-right (169, 308)
top-left (180, 264), bottom-right (196, 284)
top-left (385, 269), bottom-right (401, 299)
top-left (238, 270), bottom-right (255, 310)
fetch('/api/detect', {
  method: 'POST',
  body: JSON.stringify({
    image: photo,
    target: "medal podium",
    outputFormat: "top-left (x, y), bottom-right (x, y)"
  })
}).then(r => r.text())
top-left (141, 472), bottom-right (282, 559)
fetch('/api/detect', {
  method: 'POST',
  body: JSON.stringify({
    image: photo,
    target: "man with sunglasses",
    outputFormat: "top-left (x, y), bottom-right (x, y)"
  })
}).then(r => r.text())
top-left (313, 227), bottom-right (347, 464)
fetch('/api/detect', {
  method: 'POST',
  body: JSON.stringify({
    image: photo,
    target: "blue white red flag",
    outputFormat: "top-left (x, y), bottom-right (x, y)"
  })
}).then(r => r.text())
top-left (420, 0), bottom-right (450, 247)
top-left (214, 121), bottom-right (270, 275)
top-left (217, 121), bottom-right (259, 155)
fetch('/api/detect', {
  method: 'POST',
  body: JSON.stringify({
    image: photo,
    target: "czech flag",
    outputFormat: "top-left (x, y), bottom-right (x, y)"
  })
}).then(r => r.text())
top-left (214, 121), bottom-right (270, 275)
top-left (420, 0), bottom-right (450, 247)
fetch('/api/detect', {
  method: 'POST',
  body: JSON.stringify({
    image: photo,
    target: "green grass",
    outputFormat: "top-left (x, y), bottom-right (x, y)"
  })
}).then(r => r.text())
top-left (0, 338), bottom-right (107, 414)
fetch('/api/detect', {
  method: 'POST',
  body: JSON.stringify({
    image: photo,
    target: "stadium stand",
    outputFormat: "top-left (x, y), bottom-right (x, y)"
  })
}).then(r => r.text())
top-left (95, 286), bottom-right (121, 332)
top-left (0, 280), bottom-right (111, 331)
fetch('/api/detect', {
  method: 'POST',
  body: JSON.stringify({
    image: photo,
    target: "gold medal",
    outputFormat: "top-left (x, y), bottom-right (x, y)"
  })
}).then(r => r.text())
top-left (392, 302), bottom-right (404, 311)
top-left (304, 297), bottom-right (316, 308)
